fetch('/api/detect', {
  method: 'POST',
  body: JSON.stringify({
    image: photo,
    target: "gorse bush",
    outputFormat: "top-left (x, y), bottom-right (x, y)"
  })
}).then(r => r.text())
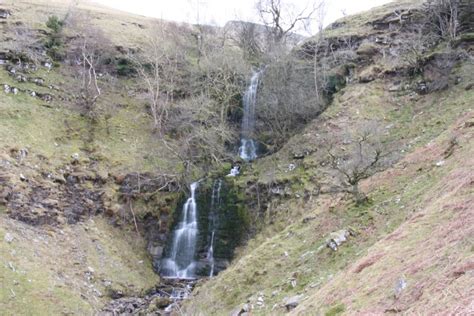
top-left (46, 15), bottom-right (64, 33)
top-left (45, 15), bottom-right (65, 61)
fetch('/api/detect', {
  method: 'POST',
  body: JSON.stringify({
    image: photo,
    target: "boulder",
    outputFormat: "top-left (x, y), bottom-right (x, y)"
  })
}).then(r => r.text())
top-left (147, 244), bottom-right (164, 258)
top-left (415, 81), bottom-right (428, 94)
top-left (292, 149), bottom-right (310, 159)
top-left (4, 232), bottom-right (14, 243)
top-left (150, 296), bottom-right (172, 308)
top-left (358, 65), bottom-right (381, 83)
top-left (326, 229), bottom-right (355, 251)
top-left (284, 294), bottom-right (303, 311)
top-left (356, 42), bottom-right (379, 56)
top-left (394, 277), bottom-right (407, 298)
top-left (0, 9), bottom-right (11, 19)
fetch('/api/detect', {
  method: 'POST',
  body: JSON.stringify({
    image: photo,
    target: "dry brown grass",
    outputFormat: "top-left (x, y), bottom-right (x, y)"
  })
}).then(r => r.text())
top-left (291, 110), bottom-right (474, 315)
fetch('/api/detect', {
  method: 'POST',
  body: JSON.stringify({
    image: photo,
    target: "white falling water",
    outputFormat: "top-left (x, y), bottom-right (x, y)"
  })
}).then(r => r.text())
top-left (206, 231), bottom-right (215, 277)
top-left (239, 70), bottom-right (261, 161)
top-left (161, 182), bottom-right (199, 279)
top-left (227, 165), bottom-right (240, 177)
top-left (206, 179), bottom-right (222, 277)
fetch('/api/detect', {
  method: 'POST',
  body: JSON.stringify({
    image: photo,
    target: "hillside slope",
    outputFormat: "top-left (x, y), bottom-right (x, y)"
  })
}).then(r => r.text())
top-left (184, 0), bottom-right (474, 314)
top-left (0, 1), bottom-right (199, 314)
top-left (0, 0), bottom-right (472, 314)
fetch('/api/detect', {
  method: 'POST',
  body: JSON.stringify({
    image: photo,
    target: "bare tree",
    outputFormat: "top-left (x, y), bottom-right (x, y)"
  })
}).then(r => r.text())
top-left (256, 0), bottom-right (323, 44)
top-left (67, 11), bottom-right (112, 122)
top-left (257, 54), bottom-right (323, 147)
top-left (164, 95), bottom-right (236, 178)
top-left (327, 123), bottom-right (388, 204)
top-left (9, 24), bottom-right (43, 66)
top-left (198, 38), bottom-right (249, 125)
top-left (425, 0), bottom-right (461, 42)
top-left (234, 22), bottom-right (264, 61)
top-left (131, 21), bottom-right (187, 134)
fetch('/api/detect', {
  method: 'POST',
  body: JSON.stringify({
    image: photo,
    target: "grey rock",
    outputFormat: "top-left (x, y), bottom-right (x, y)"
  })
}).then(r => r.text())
top-left (416, 81), bottom-right (428, 94)
top-left (292, 150), bottom-right (310, 159)
top-left (284, 294), bottom-right (303, 311)
top-left (4, 233), bottom-right (14, 243)
top-left (0, 9), bottom-right (12, 19)
top-left (394, 277), bottom-right (407, 298)
top-left (242, 303), bottom-right (251, 312)
top-left (229, 302), bottom-right (252, 315)
top-left (326, 229), bottom-right (355, 251)
top-left (148, 245), bottom-right (163, 258)
top-left (43, 62), bottom-right (52, 70)
top-left (388, 85), bottom-right (401, 92)
top-left (19, 148), bottom-right (28, 160)
top-left (71, 153), bottom-right (80, 162)
top-left (150, 296), bottom-right (172, 308)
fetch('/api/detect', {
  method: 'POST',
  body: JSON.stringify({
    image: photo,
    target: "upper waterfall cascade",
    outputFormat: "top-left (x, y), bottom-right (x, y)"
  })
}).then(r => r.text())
top-left (239, 70), bottom-right (262, 161)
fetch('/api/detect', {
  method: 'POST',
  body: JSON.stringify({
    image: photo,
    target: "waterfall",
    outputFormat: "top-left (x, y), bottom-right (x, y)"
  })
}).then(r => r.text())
top-left (161, 182), bottom-right (199, 279)
top-left (206, 179), bottom-right (222, 277)
top-left (239, 70), bottom-right (262, 161)
top-left (206, 231), bottom-right (215, 277)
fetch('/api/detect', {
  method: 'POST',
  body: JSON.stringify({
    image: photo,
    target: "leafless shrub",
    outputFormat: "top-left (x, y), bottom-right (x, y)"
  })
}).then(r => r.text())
top-left (9, 24), bottom-right (44, 65)
top-left (326, 122), bottom-right (390, 204)
top-left (66, 12), bottom-right (112, 122)
top-left (256, 0), bottom-right (323, 44)
top-left (257, 54), bottom-right (324, 147)
top-left (424, 0), bottom-right (461, 43)
top-left (164, 95), bottom-right (236, 176)
top-left (130, 21), bottom-right (189, 134)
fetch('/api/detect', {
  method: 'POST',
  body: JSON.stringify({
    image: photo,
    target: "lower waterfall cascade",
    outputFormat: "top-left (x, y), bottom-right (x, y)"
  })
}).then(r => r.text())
top-left (160, 182), bottom-right (199, 279)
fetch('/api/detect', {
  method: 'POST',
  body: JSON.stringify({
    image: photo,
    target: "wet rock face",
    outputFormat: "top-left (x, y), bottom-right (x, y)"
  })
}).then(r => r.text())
top-left (159, 178), bottom-right (249, 278)
top-left (117, 173), bottom-right (182, 270)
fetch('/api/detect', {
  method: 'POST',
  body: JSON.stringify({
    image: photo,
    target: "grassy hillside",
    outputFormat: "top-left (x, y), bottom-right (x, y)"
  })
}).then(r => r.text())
top-left (0, 0), bottom-right (472, 314)
top-left (0, 1), bottom-right (197, 314)
top-left (184, 0), bottom-right (474, 313)
top-left (0, 216), bottom-right (158, 315)
top-left (0, 0), bottom-right (184, 174)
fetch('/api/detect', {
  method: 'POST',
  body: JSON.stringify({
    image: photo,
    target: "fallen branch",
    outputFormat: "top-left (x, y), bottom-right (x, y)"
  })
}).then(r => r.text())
top-left (128, 198), bottom-right (139, 234)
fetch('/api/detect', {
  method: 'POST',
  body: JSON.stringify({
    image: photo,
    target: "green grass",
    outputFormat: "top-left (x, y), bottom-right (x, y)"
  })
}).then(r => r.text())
top-left (325, 302), bottom-right (346, 316)
top-left (183, 36), bottom-right (474, 316)
top-left (0, 217), bottom-right (158, 315)
top-left (317, 0), bottom-right (424, 39)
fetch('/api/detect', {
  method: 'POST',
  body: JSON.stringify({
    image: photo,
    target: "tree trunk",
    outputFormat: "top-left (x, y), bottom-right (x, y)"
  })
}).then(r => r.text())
top-left (352, 183), bottom-right (367, 204)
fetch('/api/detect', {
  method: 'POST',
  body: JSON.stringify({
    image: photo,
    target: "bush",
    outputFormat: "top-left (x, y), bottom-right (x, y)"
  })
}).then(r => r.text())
top-left (115, 57), bottom-right (136, 77)
top-left (45, 15), bottom-right (65, 61)
top-left (46, 15), bottom-right (64, 33)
